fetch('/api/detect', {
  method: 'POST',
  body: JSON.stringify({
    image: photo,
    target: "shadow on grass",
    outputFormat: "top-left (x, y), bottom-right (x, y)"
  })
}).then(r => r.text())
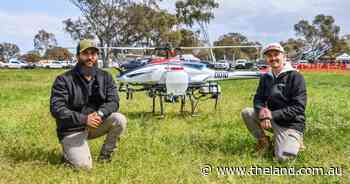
top-left (125, 111), bottom-right (209, 121)
top-left (162, 133), bottom-right (274, 160)
top-left (195, 136), bottom-right (257, 154)
top-left (125, 111), bottom-right (155, 121)
top-left (2, 143), bottom-right (62, 165)
top-left (191, 136), bottom-right (277, 161)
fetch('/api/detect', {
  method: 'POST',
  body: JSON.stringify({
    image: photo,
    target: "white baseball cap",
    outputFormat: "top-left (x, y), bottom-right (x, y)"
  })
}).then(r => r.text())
top-left (262, 43), bottom-right (285, 55)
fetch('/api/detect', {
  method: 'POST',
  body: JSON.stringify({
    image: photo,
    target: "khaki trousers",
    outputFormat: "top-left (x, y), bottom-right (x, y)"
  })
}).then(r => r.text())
top-left (60, 112), bottom-right (127, 169)
top-left (241, 107), bottom-right (303, 161)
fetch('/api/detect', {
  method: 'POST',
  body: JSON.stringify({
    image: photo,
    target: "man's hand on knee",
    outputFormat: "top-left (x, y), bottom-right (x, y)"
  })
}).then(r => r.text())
top-left (87, 112), bottom-right (102, 129)
top-left (259, 107), bottom-right (272, 120)
top-left (260, 119), bottom-right (272, 129)
top-left (259, 107), bottom-right (272, 129)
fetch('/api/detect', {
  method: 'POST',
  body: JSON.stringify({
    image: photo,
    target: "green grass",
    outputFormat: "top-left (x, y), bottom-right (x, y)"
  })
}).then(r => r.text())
top-left (0, 69), bottom-right (349, 183)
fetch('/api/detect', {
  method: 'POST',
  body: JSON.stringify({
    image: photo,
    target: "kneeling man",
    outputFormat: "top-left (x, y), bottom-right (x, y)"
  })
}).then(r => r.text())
top-left (241, 43), bottom-right (307, 161)
top-left (50, 39), bottom-right (127, 169)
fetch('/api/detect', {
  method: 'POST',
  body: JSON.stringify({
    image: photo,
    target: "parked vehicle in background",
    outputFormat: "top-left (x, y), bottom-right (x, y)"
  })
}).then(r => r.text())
top-left (46, 61), bottom-right (65, 69)
top-left (234, 59), bottom-right (247, 69)
top-left (245, 61), bottom-right (256, 69)
top-left (60, 60), bottom-right (76, 68)
top-left (59, 61), bottom-right (69, 68)
top-left (213, 60), bottom-right (230, 70)
top-left (297, 60), bottom-right (309, 64)
top-left (24, 63), bottom-right (36, 69)
top-left (97, 60), bottom-right (103, 68)
top-left (256, 59), bottom-right (268, 69)
top-left (37, 60), bottom-right (53, 68)
top-left (3, 59), bottom-right (29, 69)
top-left (120, 58), bottom-right (151, 71)
top-left (34, 62), bottom-right (44, 68)
top-left (200, 61), bottom-right (215, 69)
top-left (0, 61), bottom-right (5, 68)
top-left (177, 54), bottom-right (201, 62)
top-left (37, 60), bottom-right (70, 69)
top-left (109, 62), bottom-right (120, 68)
top-left (67, 60), bottom-right (77, 68)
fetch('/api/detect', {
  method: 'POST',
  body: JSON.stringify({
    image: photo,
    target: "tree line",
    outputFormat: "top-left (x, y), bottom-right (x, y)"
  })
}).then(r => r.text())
top-left (0, 29), bottom-right (72, 63)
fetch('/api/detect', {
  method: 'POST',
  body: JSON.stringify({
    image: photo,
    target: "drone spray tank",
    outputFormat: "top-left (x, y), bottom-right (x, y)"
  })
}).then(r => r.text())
top-left (165, 66), bottom-right (189, 96)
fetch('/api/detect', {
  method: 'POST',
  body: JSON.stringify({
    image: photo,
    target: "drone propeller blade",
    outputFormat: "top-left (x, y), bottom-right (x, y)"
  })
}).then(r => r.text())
top-left (180, 45), bottom-right (262, 49)
top-left (98, 46), bottom-right (156, 50)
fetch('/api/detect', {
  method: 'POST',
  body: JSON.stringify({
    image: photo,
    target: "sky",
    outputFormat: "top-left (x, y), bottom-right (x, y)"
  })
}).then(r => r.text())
top-left (0, 0), bottom-right (349, 54)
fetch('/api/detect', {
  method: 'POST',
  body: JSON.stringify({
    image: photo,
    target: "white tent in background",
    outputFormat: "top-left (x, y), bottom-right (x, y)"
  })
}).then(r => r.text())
top-left (336, 53), bottom-right (350, 61)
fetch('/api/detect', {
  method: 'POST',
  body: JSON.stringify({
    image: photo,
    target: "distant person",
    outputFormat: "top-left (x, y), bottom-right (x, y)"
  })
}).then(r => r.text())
top-left (50, 39), bottom-right (127, 169)
top-left (241, 43), bottom-right (307, 161)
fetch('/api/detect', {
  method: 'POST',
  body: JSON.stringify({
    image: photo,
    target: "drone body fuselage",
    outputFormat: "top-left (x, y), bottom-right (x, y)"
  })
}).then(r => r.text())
top-left (117, 62), bottom-right (260, 86)
top-left (116, 61), bottom-right (261, 116)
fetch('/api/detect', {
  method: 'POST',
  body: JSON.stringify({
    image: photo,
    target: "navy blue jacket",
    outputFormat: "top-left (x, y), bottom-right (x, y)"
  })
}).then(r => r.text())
top-left (254, 65), bottom-right (307, 133)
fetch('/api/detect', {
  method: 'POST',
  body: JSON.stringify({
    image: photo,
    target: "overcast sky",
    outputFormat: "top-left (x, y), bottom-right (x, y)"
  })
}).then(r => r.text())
top-left (0, 0), bottom-right (349, 53)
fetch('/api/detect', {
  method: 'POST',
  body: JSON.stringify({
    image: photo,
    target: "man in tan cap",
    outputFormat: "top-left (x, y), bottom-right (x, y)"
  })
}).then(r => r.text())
top-left (50, 39), bottom-right (127, 169)
top-left (241, 42), bottom-right (307, 161)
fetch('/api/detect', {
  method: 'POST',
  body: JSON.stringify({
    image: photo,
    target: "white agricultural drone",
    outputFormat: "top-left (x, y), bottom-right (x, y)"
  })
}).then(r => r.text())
top-left (113, 45), bottom-right (263, 117)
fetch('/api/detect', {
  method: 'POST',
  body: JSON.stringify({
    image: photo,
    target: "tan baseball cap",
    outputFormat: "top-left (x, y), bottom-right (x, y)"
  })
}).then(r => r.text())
top-left (262, 43), bottom-right (285, 55)
top-left (76, 39), bottom-right (99, 55)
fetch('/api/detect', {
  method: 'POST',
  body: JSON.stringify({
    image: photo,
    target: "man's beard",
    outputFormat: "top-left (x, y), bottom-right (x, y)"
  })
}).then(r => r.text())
top-left (77, 61), bottom-right (97, 77)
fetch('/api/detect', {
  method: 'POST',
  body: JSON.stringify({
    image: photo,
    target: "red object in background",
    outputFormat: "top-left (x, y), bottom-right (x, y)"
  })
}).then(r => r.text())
top-left (259, 63), bottom-right (349, 74)
top-left (169, 50), bottom-right (176, 56)
top-left (295, 63), bottom-right (349, 72)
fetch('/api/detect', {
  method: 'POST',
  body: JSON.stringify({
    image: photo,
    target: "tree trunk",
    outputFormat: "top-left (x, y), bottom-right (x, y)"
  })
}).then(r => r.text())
top-left (98, 37), bottom-right (110, 68)
top-left (104, 43), bottom-right (110, 68)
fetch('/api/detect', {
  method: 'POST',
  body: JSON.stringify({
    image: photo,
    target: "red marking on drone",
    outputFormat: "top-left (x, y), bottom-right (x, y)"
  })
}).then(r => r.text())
top-left (166, 66), bottom-right (184, 71)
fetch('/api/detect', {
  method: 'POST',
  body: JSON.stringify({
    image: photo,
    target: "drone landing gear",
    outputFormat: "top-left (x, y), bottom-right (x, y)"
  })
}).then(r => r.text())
top-left (151, 94), bottom-right (199, 118)
top-left (159, 95), bottom-right (164, 118)
top-left (152, 96), bottom-right (162, 118)
top-left (147, 83), bottom-right (221, 117)
top-left (152, 96), bottom-right (156, 114)
top-left (179, 95), bottom-right (199, 116)
top-left (213, 93), bottom-right (220, 110)
top-left (180, 96), bottom-right (185, 114)
top-left (189, 94), bottom-right (200, 117)
top-left (151, 94), bottom-right (166, 118)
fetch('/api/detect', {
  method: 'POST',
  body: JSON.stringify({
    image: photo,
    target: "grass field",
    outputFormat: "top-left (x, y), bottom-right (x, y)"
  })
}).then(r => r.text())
top-left (0, 69), bottom-right (349, 183)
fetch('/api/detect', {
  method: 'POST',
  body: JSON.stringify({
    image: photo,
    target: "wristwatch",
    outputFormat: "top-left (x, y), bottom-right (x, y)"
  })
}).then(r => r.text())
top-left (97, 110), bottom-right (104, 118)
top-left (259, 117), bottom-right (271, 121)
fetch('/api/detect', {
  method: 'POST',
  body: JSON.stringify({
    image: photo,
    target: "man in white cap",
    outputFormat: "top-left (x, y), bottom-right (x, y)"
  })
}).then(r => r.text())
top-left (241, 42), bottom-right (307, 161)
top-left (50, 39), bottom-right (127, 169)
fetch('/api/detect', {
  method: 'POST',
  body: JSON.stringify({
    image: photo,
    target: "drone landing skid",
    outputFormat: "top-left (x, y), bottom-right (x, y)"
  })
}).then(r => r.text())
top-left (121, 82), bottom-right (221, 118)
top-left (151, 91), bottom-right (220, 118)
top-left (151, 94), bottom-right (200, 118)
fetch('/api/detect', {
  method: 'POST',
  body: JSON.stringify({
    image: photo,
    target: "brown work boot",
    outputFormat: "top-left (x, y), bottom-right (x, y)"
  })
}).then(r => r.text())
top-left (299, 139), bottom-right (306, 151)
top-left (98, 149), bottom-right (115, 163)
top-left (255, 136), bottom-right (271, 154)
